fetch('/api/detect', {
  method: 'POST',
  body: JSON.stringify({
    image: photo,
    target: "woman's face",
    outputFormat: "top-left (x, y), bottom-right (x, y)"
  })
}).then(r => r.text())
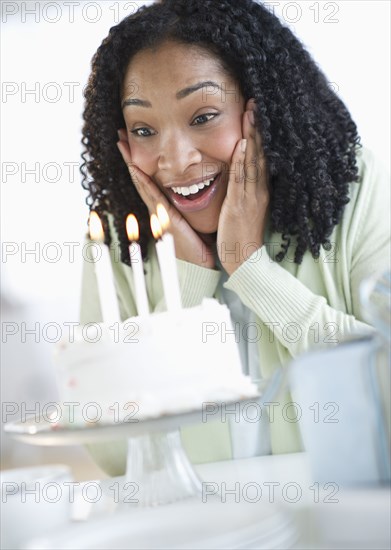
top-left (121, 40), bottom-right (246, 234)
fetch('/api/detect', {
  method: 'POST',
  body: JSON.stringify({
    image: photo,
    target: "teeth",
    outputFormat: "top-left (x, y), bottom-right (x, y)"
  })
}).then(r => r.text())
top-left (172, 176), bottom-right (217, 196)
top-left (189, 184), bottom-right (200, 195)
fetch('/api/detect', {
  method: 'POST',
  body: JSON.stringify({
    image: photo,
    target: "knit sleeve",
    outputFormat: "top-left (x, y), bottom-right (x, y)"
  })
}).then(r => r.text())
top-left (349, 149), bottom-right (390, 321)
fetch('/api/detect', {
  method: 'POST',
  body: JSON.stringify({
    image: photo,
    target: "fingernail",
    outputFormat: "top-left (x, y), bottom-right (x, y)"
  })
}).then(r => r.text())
top-left (241, 139), bottom-right (247, 153)
top-left (248, 111), bottom-right (255, 126)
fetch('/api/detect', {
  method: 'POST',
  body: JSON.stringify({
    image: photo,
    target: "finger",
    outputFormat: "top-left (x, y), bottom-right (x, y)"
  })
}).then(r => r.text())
top-left (226, 138), bottom-right (247, 202)
top-left (116, 134), bottom-right (132, 165)
top-left (245, 98), bottom-right (257, 112)
top-left (117, 128), bottom-right (128, 142)
top-left (243, 110), bottom-right (268, 195)
top-left (244, 108), bottom-right (266, 166)
top-left (242, 110), bottom-right (260, 193)
top-left (249, 114), bottom-right (269, 194)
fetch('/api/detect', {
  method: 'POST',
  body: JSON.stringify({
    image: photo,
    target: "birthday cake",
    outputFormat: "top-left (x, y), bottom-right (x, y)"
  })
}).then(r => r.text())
top-left (54, 298), bottom-right (258, 426)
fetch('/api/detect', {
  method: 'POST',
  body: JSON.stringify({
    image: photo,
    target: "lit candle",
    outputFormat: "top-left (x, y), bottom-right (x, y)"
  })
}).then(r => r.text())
top-left (151, 205), bottom-right (182, 311)
top-left (88, 211), bottom-right (120, 323)
top-left (126, 214), bottom-right (149, 317)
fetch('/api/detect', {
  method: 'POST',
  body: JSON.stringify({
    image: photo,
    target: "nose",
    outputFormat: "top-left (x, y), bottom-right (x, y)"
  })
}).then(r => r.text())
top-left (157, 130), bottom-right (202, 176)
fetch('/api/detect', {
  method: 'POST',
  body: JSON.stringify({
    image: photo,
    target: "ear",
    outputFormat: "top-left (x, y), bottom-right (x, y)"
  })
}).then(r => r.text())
top-left (245, 98), bottom-right (257, 111)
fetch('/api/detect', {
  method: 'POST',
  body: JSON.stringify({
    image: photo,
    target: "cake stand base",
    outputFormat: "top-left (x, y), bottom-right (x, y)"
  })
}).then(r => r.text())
top-left (122, 430), bottom-right (202, 507)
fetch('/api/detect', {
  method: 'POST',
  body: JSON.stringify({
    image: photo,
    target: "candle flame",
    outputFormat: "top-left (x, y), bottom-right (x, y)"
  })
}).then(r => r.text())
top-left (156, 203), bottom-right (170, 231)
top-left (126, 214), bottom-right (139, 241)
top-left (150, 214), bottom-right (163, 240)
top-left (89, 211), bottom-right (104, 242)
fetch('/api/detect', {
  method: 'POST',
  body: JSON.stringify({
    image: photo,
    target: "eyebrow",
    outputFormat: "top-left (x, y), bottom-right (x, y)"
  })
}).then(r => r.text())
top-left (121, 80), bottom-right (222, 109)
top-left (176, 80), bottom-right (222, 99)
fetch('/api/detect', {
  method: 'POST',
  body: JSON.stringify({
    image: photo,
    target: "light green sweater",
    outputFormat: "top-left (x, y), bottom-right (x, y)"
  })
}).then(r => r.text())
top-left (80, 147), bottom-right (390, 476)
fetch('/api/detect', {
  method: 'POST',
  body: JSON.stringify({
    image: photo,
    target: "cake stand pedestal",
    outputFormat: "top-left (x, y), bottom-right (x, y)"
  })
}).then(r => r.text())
top-left (123, 430), bottom-right (202, 507)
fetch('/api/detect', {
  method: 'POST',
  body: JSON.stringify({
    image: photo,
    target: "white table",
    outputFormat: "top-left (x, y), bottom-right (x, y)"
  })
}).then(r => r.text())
top-left (197, 453), bottom-right (390, 549)
top-left (12, 453), bottom-right (391, 549)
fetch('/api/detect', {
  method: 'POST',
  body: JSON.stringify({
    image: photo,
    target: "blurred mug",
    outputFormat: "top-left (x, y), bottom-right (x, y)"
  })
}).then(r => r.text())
top-left (289, 269), bottom-right (390, 486)
top-left (1, 464), bottom-right (73, 549)
top-left (290, 334), bottom-right (390, 485)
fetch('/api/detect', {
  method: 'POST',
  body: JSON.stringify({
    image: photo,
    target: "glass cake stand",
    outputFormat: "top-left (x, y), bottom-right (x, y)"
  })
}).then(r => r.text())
top-left (5, 372), bottom-right (285, 509)
top-left (4, 399), bottom-right (254, 508)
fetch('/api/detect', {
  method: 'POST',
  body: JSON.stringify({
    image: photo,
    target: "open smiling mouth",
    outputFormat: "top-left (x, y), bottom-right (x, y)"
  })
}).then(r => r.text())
top-left (168, 173), bottom-right (221, 213)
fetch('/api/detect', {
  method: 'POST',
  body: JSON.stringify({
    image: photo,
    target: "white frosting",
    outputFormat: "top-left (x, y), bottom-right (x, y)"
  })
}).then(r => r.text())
top-left (54, 299), bottom-right (258, 426)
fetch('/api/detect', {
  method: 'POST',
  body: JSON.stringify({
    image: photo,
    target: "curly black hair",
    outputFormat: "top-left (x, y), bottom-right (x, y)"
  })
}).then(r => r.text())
top-left (80, 0), bottom-right (361, 265)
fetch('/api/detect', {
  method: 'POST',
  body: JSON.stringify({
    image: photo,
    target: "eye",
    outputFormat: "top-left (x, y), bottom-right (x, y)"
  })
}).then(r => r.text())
top-left (191, 113), bottom-right (219, 126)
top-left (130, 127), bottom-right (156, 138)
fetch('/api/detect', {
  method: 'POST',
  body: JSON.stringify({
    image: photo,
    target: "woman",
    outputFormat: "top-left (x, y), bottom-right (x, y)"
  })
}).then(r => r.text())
top-left (80, 0), bottom-right (390, 474)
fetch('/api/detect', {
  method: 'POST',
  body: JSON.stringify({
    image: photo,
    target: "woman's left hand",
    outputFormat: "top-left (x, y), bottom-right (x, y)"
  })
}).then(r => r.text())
top-left (217, 100), bottom-right (270, 275)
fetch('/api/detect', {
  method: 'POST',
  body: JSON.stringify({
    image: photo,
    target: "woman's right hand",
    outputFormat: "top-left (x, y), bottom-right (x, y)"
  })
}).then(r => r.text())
top-left (117, 130), bottom-right (216, 269)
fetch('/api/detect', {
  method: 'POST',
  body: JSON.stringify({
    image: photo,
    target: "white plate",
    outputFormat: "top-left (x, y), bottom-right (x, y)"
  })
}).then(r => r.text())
top-left (24, 497), bottom-right (298, 549)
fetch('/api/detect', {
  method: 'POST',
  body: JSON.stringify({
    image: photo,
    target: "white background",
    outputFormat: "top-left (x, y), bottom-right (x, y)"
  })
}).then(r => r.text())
top-left (1, 0), bottom-right (390, 473)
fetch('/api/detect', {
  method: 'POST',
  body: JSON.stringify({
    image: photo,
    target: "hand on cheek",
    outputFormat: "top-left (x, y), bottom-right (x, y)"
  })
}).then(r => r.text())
top-left (116, 129), bottom-right (216, 269)
top-left (217, 101), bottom-right (270, 276)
